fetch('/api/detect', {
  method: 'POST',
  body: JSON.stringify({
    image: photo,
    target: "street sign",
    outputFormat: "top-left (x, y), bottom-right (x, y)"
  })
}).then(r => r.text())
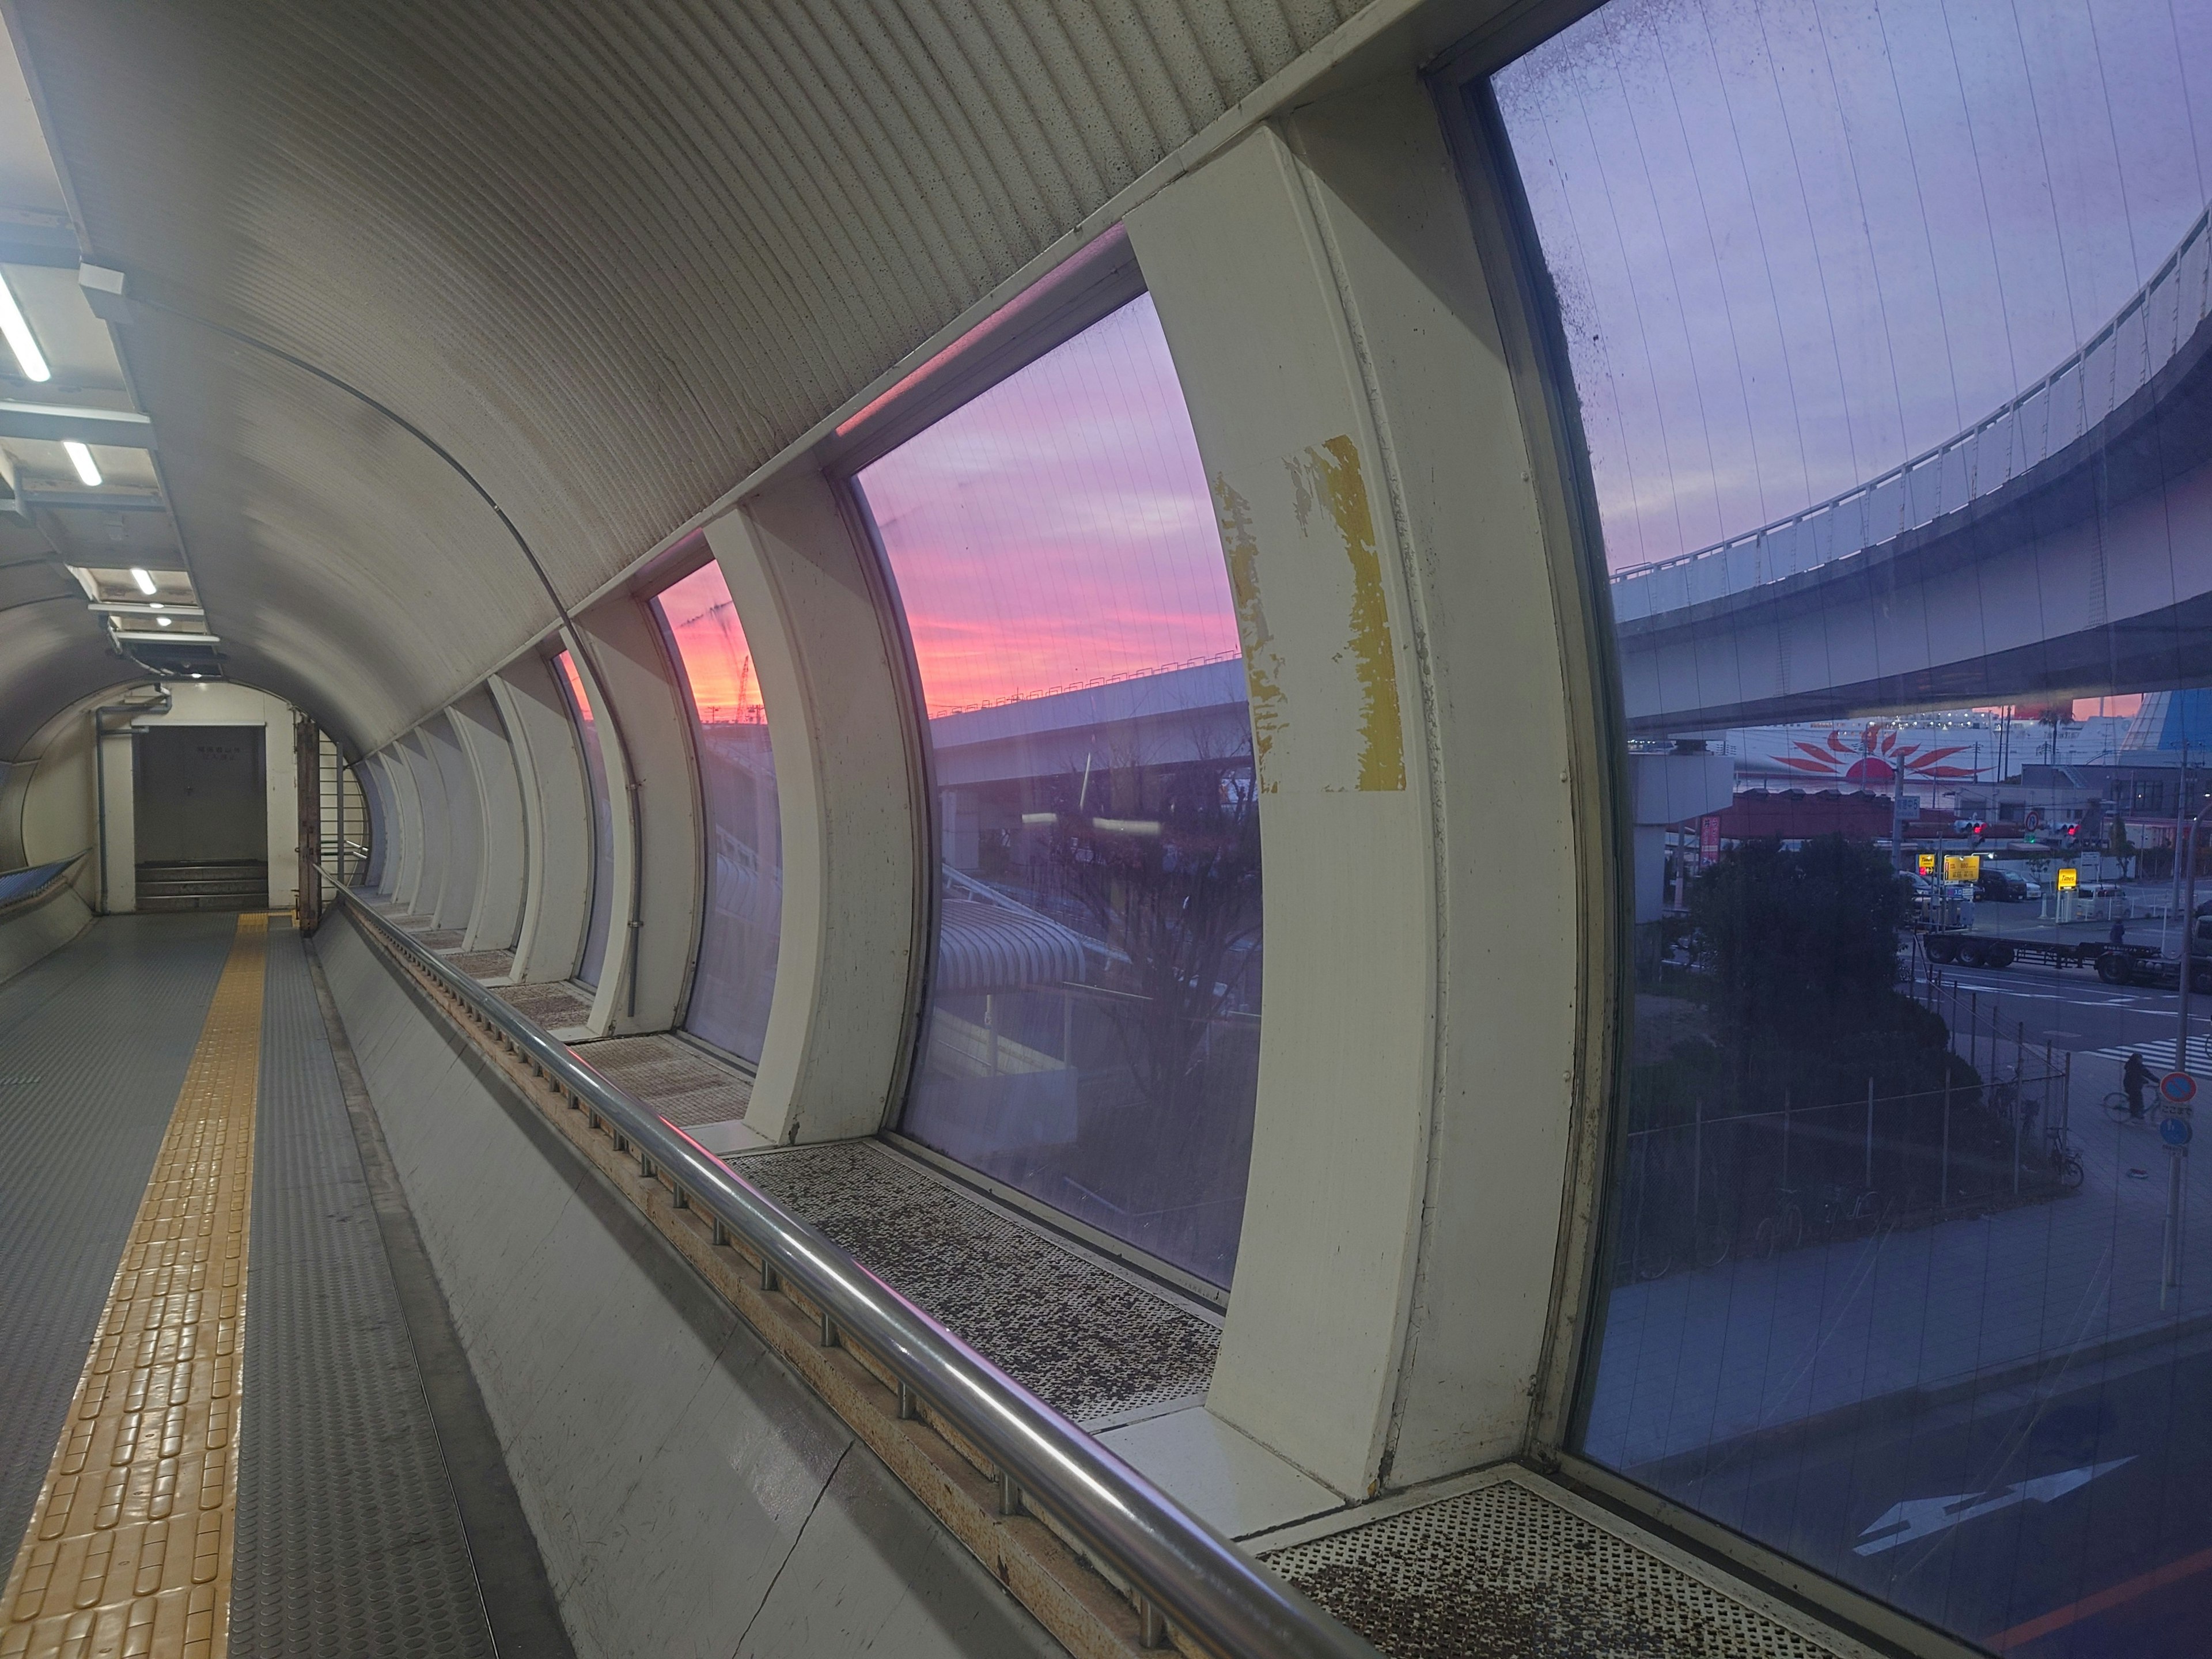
top-left (1944, 853), bottom-right (1981, 882)
top-left (2161, 1115), bottom-right (2192, 1149)
top-left (2160, 1071), bottom-right (2198, 1106)
top-left (2056, 867), bottom-right (2079, 890)
top-left (1918, 854), bottom-right (1936, 876)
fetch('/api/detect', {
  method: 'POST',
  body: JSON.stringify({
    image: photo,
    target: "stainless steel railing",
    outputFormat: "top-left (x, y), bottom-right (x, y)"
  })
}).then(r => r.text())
top-left (324, 880), bottom-right (1380, 1659)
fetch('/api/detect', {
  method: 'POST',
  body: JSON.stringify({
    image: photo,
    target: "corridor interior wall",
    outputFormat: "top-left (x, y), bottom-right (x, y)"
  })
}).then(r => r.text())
top-left (316, 904), bottom-right (1061, 1659)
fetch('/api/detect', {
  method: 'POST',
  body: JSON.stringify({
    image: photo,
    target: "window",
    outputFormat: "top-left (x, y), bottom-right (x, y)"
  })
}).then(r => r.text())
top-left (855, 293), bottom-right (1262, 1287)
top-left (653, 561), bottom-right (781, 1065)
top-left (1489, 2), bottom-right (2212, 1649)
top-left (556, 649), bottom-right (615, 988)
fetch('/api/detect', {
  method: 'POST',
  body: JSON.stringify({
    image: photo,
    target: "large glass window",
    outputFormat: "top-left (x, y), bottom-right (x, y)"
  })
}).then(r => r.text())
top-left (653, 561), bottom-right (782, 1065)
top-left (855, 293), bottom-right (1262, 1287)
top-left (1492, 2), bottom-right (2212, 1650)
top-left (556, 649), bottom-right (615, 988)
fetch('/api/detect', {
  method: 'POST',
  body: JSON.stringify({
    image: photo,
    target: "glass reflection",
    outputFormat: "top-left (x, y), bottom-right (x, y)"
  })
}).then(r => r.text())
top-left (856, 294), bottom-right (1262, 1286)
top-left (653, 560), bottom-right (781, 1065)
top-left (556, 649), bottom-right (615, 988)
top-left (1493, 1), bottom-right (2212, 1650)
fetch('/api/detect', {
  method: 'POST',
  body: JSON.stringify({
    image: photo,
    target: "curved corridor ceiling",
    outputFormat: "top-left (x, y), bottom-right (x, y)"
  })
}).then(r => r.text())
top-left (5, 0), bottom-right (1373, 752)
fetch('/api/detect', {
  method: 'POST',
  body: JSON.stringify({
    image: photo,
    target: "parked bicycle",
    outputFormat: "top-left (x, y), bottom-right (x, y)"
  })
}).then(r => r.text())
top-left (1753, 1190), bottom-right (1805, 1257)
top-left (2046, 1124), bottom-right (2085, 1190)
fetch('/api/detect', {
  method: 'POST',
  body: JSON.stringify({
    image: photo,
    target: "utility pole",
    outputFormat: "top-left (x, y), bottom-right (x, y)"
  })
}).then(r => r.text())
top-left (2161, 790), bottom-right (2203, 1310)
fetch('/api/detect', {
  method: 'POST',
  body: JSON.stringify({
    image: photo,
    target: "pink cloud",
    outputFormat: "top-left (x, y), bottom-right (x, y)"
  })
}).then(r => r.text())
top-left (857, 294), bottom-right (1241, 717)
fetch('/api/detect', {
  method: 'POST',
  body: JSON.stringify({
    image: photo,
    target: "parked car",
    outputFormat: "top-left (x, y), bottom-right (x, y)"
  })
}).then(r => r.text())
top-left (1974, 868), bottom-right (2028, 902)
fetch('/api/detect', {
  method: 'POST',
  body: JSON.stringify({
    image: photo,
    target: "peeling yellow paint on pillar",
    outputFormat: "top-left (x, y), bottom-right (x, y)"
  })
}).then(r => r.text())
top-left (1214, 474), bottom-right (1287, 793)
top-left (1288, 435), bottom-right (1406, 791)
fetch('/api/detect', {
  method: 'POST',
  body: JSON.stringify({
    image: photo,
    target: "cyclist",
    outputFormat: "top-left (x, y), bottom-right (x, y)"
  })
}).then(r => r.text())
top-left (2123, 1051), bottom-right (2152, 1120)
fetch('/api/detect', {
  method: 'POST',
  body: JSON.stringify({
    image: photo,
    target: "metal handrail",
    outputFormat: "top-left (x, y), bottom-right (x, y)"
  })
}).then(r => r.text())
top-left (324, 879), bottom-right (1379, 1659)
top-left (0, 850), bottom-right (90, 918)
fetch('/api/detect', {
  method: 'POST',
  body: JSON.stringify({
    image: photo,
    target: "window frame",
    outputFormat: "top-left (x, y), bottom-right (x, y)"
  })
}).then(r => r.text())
top-left (645, 541), bottom-right (779, 1074)
top-left (826, 240), bottom-right (1256, 1306)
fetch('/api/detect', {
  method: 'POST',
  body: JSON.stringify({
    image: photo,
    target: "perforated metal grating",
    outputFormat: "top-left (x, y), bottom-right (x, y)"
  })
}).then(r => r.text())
top-left (729, 1140), bottom-right (1217, 1423)
top-left (493, 981), bottom-right (594, 1028)
top-left (569, 1033), bottom-right (751, 1127)
top-left (1259, 1472), bottom-right (1857, 1659)
top-left (445, 949), bottom-right (515, 980)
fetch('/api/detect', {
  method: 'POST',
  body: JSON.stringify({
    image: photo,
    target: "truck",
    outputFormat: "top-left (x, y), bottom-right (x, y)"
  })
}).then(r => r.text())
top-left (1921, 914), bottom-right (2212, 990)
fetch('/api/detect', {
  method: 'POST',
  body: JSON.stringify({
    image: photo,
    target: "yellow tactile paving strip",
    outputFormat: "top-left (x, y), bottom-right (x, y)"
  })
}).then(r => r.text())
top-left (1, 915), bottom-right (268, 1659)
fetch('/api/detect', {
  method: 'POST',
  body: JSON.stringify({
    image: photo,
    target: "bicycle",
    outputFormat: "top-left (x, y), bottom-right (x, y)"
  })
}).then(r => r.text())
top-left (2046, 1125), bottom-right (2085, 1190)
top-left (1630, 1227), bottom-right (1675, 1283)
top-left (1753, 1190), bottom-right (1805, 1257)
top-left (2101, 1089), bottom-right (2148, 1126)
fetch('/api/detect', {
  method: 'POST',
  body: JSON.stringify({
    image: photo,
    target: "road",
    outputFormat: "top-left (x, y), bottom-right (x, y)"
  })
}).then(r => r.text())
top-left (1915, 909), bottom-right (2207, 1076)
top-left (1684, 1324), bottom-right (2212, 1655)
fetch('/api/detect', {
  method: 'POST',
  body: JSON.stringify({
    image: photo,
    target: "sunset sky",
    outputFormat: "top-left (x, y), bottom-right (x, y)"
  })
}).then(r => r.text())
top-left (857, 294), bottom-right (1240, 718)
top-left (1497, 0), bottom-right (2212, 574)
top-left (656, 560), bottom-right (767, 725)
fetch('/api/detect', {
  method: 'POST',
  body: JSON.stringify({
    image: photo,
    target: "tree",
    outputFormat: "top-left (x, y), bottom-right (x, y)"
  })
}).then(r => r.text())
top-left (1689, 834), bottom-right (1910, 1047)
top-left (1039, 743), bottom-right (1262, 1118)
top-left (1677, 834), bottom-right (1974, 1122)
top-left (2108, 816), bottom-right (2135, 876)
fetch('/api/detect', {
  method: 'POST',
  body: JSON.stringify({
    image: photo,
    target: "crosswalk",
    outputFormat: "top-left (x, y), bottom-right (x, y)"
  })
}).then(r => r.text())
top-left (2082, 1035), bottom-right (2212, 1070)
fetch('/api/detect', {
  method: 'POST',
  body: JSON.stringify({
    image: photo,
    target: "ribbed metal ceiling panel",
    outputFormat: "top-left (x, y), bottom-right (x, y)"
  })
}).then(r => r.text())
top-left (7, 0), bottom-right (1368, 745)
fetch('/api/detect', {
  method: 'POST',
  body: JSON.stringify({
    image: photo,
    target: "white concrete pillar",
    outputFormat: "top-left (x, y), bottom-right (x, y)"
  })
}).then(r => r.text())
top-left (1127, 81), bottom-right (1586, 1495)
top-left (96, 725), bottom-right (135, 913)
top-left (396, 730), bottom-right (447, 918)
top-left (449, 684), bottom-right (527, 952)
top-left (376, 748), bottom-right (425, 911)
top-left (565, 600), bottom-right (703, 1036)
top-left (494, 654), bottom-right (594, 984)
top-left (703, 472), bottom-right (926, 1145)
top-left (422, 710), bottom-right (483, 931)
top-left (263, 709), bottom-right (298, 910)
top-left (361, 753), bottom-right (397, 894)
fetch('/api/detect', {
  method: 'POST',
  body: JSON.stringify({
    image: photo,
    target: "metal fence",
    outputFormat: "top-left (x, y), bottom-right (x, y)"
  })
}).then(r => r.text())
top-left (1616, 1056), bottom-right (2072, 1285)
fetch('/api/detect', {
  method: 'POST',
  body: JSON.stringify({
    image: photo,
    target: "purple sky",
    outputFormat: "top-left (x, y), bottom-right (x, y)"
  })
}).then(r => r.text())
top-left (856, 294), bottom-right (1238, 717)
top-left (1495, 0), bottom-right (2212, 573)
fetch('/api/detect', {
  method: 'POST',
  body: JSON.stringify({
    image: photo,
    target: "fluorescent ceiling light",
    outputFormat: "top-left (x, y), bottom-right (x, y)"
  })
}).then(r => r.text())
top-left (63, 440), bottom-right (100, 486)
top-left (146, 601), bottom-right (163, 610)
top-left (156, 615), bottom-right (172, 627)
top-left (130, 566), bottom-right (155, 594)
top-left (0, 274), bottom-right (50, 382)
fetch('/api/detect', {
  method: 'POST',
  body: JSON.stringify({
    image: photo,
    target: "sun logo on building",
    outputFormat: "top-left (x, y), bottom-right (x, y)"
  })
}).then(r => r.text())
top-left (1775, 725), bottom-right (1978, 785)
